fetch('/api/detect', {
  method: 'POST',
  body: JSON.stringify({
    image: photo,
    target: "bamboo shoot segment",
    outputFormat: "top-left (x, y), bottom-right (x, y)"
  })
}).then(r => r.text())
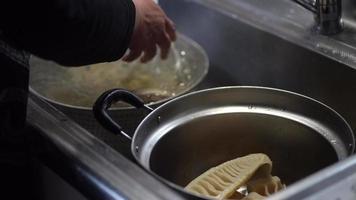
top-left (185, 153), bottom-right (284, 200)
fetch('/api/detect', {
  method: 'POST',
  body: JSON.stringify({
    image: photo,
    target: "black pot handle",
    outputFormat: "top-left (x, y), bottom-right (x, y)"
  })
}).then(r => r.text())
top-left (93, 89), bottom-right (153, 141)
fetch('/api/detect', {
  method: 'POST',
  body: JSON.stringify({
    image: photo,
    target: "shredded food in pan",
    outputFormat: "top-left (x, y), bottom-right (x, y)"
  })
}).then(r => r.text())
top-left (30, 50), bottom-right (195, 107)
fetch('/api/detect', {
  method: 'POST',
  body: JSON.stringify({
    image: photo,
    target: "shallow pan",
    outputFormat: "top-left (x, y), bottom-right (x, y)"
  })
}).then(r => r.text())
top-left (29, 34), bottom-right (209, 134)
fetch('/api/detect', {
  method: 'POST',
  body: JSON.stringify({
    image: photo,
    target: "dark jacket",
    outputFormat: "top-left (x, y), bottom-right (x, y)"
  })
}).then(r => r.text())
top-left (0, 0), bottom-right (136, 66)
top-left (0, 1), bottom-right (135, 198)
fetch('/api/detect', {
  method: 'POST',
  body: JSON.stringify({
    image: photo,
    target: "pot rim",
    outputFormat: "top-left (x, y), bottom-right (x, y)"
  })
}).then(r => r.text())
top-left (130, 85), bottom-right (356, 199)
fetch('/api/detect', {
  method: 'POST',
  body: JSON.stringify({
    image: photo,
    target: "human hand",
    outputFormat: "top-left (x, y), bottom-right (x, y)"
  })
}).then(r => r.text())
top-left (122, 0), bottom-right (176, 63)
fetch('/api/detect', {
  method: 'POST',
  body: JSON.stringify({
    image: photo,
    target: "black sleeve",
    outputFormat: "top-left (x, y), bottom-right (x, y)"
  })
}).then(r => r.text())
top-left (0, 0), bottom-right (136, 66)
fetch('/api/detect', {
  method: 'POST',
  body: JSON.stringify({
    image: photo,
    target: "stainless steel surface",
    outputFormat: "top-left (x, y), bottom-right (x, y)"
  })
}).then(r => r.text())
top-left (27, 91), bottom-right (185, 200)
top-left (292, 0), bottom-right (343, 35)
top-left (114, 86), bottom-right (354, 199)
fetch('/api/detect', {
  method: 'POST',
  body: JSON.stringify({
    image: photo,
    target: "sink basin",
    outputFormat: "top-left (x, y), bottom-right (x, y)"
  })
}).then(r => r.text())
top-left (55, 0), bottom-right (356, 166)
top-left (161, 0), bottom-right (356, 136)
top-left (26, 1), bottom-right (356, 199)
top-left (34, 0), bottom-right (355, 190)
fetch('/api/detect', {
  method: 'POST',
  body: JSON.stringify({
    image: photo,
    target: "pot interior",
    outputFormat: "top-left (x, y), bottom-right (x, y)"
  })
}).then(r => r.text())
top-left (149, 112), bottom-right (339, 188)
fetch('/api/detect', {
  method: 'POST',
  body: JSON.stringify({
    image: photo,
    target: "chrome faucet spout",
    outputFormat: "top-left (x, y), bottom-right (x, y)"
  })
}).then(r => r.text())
top-left (292, 0), bottom-right (343, 35)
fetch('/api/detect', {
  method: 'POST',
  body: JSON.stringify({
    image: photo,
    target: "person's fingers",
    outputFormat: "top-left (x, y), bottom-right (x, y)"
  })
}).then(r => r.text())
top-left (122, 48), bottom-right (143, 62)
top-left (165, 18), bottom-right (177, 41)
top-left (141, 43), bottom-right (157, 63)
top-left (156, 32), bottom-right (171, 59)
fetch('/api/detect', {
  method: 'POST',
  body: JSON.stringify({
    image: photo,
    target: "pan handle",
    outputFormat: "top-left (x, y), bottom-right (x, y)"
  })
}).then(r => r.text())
top-left (93, 89), bottom-right (154, 141)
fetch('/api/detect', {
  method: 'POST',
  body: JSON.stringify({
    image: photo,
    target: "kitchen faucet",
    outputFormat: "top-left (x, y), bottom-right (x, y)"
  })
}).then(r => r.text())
top-left (292, 0), bottom-right (342, 35)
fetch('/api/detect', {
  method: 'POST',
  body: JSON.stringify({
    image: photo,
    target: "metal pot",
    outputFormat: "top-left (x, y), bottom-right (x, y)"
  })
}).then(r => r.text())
top-left (29, 34), bottom-right (209, 143)
top-left (93, 86), bottom-right (355, 199)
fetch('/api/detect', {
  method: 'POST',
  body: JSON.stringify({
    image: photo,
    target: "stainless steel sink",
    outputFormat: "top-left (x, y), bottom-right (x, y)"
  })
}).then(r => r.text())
top-left (161, 0), bottom-right (356, 136)
top-left (26, 1), bottom-right (356, 199)
top-left (35, 0), bottom-right (356, 160)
